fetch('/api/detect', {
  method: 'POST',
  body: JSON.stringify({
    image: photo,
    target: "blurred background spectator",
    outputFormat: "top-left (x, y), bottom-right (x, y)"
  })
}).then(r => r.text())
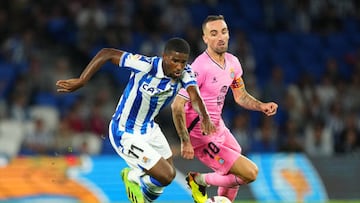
top-left (20, 117), bottom-right (55, 155)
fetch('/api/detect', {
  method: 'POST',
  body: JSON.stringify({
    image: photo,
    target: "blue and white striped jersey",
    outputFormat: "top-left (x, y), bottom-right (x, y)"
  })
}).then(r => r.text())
top-left (112, 52), bottom-right (197, 135)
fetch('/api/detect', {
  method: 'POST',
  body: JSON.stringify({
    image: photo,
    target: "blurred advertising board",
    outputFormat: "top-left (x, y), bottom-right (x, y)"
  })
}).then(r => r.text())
top-left (249, 153), bottom-right (328, 202)
top-left (0, 155), bottom-right (192, 203)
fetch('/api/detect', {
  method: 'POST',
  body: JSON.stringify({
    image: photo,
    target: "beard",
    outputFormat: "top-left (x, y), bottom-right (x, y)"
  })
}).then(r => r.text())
top-left (214, 44), bottom-right (228, 54)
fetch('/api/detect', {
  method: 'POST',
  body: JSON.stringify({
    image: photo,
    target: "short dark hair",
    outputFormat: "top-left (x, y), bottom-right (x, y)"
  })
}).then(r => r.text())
top-left (202, 15), bottom-right (225, 32)
top-left (164, 37), bottom-right (190, 54)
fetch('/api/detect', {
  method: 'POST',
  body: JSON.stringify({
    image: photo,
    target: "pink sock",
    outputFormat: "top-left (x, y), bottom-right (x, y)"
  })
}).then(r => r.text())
top-left (218, 186), bottom-right (239, 202)
top-left (204, 172), bottom-right (245, 187)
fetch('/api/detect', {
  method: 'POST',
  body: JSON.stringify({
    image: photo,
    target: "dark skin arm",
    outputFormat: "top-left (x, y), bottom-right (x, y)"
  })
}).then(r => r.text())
top-left (56, 48), bottom-right (123, 92)
top-left (171, 95), bottom-right (190, 142)
top-left (171, 95), bottom-right (192, 159)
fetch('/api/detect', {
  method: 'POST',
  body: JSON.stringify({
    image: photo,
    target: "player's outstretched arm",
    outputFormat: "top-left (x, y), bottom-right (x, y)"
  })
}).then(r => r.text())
top-left (56, 48), bottom-right (123, 93)
top-left (232, 77), bottom-right (278, 116)
top-left (171, 95), bottom-right (194, 159)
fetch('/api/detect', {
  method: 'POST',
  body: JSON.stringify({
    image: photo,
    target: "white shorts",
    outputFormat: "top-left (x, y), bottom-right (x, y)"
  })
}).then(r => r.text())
top-left (109, 120), bottom-right (172, 172)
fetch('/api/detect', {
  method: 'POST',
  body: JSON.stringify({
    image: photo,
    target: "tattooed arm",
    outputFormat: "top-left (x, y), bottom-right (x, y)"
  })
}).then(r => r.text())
top-left (232, 77), bottom-right (278, 116)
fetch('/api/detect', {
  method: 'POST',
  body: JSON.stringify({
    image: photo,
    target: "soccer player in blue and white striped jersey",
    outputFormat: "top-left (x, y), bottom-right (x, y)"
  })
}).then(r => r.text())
top-left (56, 37), bottom-right (216, 203)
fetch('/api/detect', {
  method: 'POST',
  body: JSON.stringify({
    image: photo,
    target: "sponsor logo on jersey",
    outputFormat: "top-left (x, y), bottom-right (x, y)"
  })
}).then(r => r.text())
top-left (141, 83), bottom-right (163, 95)
top-left (212, 77), bottom-right (218, 83)
top-left (141, 83), bottom-right (171, 96)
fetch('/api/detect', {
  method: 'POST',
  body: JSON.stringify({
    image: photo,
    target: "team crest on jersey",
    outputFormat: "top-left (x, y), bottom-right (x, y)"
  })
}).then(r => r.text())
top-left (229, 67), bottom-right (235, 79)
top-left (142, 156), bottom-right (150, 163)
top-left (215, 155), bottom-right (225, 165)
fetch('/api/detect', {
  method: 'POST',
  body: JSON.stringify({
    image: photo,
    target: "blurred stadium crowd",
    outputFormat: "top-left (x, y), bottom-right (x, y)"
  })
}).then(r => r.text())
top-left (0, 0), bottom-right (359, 159)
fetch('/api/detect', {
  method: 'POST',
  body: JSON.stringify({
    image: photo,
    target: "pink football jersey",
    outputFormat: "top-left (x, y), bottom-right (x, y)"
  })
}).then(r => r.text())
top-left (178, 51), bottom-right (243, 147)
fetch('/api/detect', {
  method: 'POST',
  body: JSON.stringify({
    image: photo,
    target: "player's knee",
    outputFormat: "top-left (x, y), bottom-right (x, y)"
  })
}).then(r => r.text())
top-left (162, 172), bottom-right (176, 186)
top-left (246, 166), bottom-right (258, 183)
top-left (162, 169), bottom-right (176, 186)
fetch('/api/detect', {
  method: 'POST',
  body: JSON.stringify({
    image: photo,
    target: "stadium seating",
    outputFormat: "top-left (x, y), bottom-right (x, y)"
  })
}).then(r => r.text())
top-left (29, 105), bottom-right (60, 133)
top-left (0, 120), bottom-right (24, 158)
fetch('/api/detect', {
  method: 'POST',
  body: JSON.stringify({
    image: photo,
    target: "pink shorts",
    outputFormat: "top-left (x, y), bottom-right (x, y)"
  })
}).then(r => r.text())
top-left (192, 127), bottom-right (242, 175)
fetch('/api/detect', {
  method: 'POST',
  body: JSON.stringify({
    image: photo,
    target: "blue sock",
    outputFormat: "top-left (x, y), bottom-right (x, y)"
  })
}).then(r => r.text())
top-left (140, 175), bottom-right (164, 202)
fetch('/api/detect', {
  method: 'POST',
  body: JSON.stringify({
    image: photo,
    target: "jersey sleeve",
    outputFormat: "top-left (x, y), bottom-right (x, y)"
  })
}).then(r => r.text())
top-left (190, 58), bottom-right (205, 88)
top-left (119, 52), bottom-right (153, 73)
top-left (177, 87), bottom-right (189, 100)
top-left (230, 57), bottom-right (244, 89)
top-left (178, 65), bottom-right (197, 100)
top-left (181, 65), bottom-right (197, 88)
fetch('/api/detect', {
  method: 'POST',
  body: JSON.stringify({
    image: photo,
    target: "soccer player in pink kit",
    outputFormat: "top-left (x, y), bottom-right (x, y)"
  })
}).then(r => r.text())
top-left (171, 15), bottom-right (278, 202)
